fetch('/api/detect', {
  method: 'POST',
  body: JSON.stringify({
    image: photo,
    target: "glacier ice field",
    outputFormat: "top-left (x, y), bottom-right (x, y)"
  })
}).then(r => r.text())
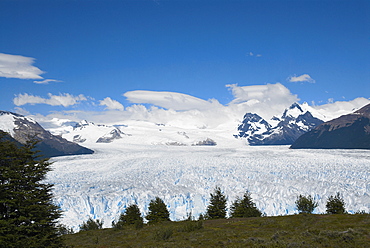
top-left (46, 145), bottom-right (370, 230)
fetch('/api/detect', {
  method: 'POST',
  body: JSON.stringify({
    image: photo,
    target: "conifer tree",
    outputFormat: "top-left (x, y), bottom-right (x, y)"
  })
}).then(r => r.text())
top-left (230, 190), bottom-right (262, 218)
top-left (145, 197), bottom-right (170, 224)
top-left (295, 194), bottom-right (318, 214)
top-left (206, 186), bottom-right (227, 219)
top-left (80, 217), bottom-right (103, 231)
top-left (0, 131), bottom-right (62, 248)
top-left (114, 204), bottom-right (143, 228)
top-left (326, 192), bottom-right (346, 214)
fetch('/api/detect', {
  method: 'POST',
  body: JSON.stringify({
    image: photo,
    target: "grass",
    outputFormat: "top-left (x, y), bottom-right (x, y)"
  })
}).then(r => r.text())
top-left (63, 214), bottom-right (370, 247)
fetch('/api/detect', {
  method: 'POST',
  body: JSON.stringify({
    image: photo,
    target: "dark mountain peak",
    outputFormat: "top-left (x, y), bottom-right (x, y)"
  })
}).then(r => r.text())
top-left (0, 110), bottom-right (24, 118)
top-left (236, 113), bottom-right (272, 141)
top-left (242, 113), bottom-right (264, 123)
top-left (237, 103), bottom-right (324, 145)
top-left (282, 102), bottom-right (304, 119)
top-left (289, 102), bottom-right (303, 111)
top-left (291, 103), bottom-right (370, 149)
top-left (315, 103), bottom-right (370, 132)
top-left (74, 120), bottom-right (95, 130)
top-left (0, 110), bottom-right (94, 157)
top-left (96, 128), bottom-right (125, 143)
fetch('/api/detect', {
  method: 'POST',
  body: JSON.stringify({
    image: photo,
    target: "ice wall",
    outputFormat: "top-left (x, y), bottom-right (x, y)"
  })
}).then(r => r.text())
top-left (46, 145), bottom-right (370, 231)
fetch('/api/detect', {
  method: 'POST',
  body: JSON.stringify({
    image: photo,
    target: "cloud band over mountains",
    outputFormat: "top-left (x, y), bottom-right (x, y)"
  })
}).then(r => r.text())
top-left (13, 83), bottom-right (370, 126)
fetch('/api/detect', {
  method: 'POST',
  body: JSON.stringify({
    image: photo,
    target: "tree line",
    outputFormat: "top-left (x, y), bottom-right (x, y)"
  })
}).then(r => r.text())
top-left (80, 186), bottom-right (349, 231)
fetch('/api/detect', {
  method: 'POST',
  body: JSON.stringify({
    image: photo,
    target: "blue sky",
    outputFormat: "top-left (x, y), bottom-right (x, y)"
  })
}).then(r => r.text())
top-left (0, 0), bottom-right (369, 121)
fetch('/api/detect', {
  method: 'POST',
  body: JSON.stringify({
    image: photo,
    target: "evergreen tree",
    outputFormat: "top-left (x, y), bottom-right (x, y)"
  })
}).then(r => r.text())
top-left (80, 217), bottom-right (103, 231)
top-left (145, 197), bottom-right (170, 224)
top-left (206, 186), bottom-right (227, 219)
top-left (326, 192), bottom-right (346, 214)
top-left (0, 131), bottom-right (62, 248)
top-left (113, 204), bottom-right (143, 228)
top-left (230, 191), bottom-right (262, 218)
top-left (295, 194), bottom-right (318, 214)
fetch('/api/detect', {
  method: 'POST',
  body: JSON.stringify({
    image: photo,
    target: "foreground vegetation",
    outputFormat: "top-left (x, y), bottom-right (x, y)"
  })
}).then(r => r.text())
top-left (0, 132), bottom-right (62, 247)
top-left (64, 213), bottom-right (370, 247)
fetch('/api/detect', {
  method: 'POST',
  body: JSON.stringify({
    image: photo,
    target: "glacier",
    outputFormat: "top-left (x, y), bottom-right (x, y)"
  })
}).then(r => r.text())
top-left (45, 144), bottom-right (370, 231)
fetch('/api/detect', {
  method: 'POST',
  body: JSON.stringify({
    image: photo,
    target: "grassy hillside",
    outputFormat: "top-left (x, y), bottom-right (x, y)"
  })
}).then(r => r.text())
top-left (63, 214), bottom-right (370, 247)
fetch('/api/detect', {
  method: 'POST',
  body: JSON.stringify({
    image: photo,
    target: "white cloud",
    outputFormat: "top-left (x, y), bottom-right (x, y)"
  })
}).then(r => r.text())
top-left (226, 83), bottom-right (299, 119)
top-left (246, 52), bottom-right (262, 57)
top-left (118, 83), bottom-right (299, 126)
top-left (123, 90), bottom-right (220, 111)
top-left (13, 93), bottom-right (87, 107)
top-left (27, 85), bottom-right (369, 132)
top-left (13, 107), bottom-right (30, 116)
top-left (311, 97), bottom-right (370, 121)
top-left (33, 79), bottom-right (62, 84)
top-left (0, 53), bottom-right (44, 79)
top-left (288, 74), bottom-right (315, 83)
top-left (99, 97), bottom-right (124, 111)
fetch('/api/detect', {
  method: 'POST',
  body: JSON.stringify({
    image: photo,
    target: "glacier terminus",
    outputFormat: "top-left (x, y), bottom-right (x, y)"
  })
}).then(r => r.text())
top-left (46, 144), bottom-right (370, 231)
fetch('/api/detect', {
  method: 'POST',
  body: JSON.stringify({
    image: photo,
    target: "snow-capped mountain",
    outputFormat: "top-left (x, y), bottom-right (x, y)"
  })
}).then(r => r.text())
top-left (0, 111), bottom-right (94, 157)
top-left (39, 101), bottom-right (369, 148)
top-left (236, 113), bottom-right (273, 143)
top-left (61, 120), bottom-right (129, 144)
top-left (48, 119), bottom-right (237, 148)
top-left (236, 103), bottom-right (324, 145)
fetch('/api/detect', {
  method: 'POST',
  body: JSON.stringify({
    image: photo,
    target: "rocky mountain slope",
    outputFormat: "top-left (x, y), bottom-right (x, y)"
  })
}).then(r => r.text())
top-left (290, 103), bottom-right (370, 149)
top-left (0, 111), bottom-right (94, 157)
top-left (236, 103), bottom-right (324, 145)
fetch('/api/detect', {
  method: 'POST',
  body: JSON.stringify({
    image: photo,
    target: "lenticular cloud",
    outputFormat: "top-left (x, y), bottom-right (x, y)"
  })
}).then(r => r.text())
top-left (118, 83), bottom-right (300, 127)
top-left (0, 53), bottom-right (44, 79)
top-left (124, 90), bottom-right (220, 111)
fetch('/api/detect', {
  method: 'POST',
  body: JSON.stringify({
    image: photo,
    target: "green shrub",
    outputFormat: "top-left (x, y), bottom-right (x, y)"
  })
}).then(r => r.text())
top-left (206, 186), bottom-right (227, 219)
top-left (295, 194), bottom-right (318, 214)
top-left (153, 227), bottom-right (173, 241)
top-left (179, 220), bottom-right (204, 232)
top-left (326, 192), bottom-right (346, 214)
top-left (146, 197), bottom-right (170, 224)
top-left (230, 190), bottom-right (262, 218)
top-left (113, 204), bottom-right (143, 229)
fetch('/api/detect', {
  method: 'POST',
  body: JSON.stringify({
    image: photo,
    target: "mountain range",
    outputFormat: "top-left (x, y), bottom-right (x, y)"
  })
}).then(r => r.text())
top-left (235, 103), bottom-right (324, 145)
top-left (1, 101), bottom-right (369, 154)
top-left (0, 111), bottom-right (94, 157)
top-left (46, 102), bottom-right (327, 147)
